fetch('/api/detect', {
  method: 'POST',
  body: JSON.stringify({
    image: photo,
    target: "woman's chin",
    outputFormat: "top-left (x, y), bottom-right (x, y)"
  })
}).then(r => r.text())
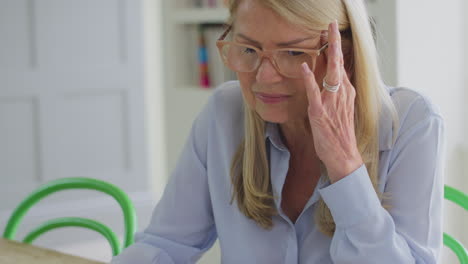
top-left (257, 111), bottom-right (288, 124)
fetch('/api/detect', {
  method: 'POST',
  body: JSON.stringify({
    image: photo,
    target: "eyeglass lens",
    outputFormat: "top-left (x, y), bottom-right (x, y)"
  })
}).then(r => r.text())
top-left (220, 43), bottom-right (316, 78)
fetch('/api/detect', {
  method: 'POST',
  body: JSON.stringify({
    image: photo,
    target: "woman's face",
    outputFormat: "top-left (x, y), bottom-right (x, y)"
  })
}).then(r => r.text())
top-left (233, 0), bottom-right (328, 124)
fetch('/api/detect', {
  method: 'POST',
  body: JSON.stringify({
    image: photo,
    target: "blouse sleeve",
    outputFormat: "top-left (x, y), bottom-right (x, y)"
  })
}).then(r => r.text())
top-left (111, 96), bottom-right (217, 264)
top-left (318, 113), bottom-right (445, 263)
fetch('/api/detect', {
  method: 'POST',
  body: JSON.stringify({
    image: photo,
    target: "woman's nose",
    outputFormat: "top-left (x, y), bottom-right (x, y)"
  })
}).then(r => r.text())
top-left (255, 57), bottom-right (283, 83)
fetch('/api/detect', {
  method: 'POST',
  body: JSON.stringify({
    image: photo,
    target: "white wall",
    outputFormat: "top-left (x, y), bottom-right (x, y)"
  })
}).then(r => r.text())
top-left (143, 0), bottom-right (167, 200)
top-left (28, 1), bottom-right (166, 262)
top-left (394, 0), bottom-right (467, 263)
top-left (0, 1), bottom-right (157, 263)
top-left (464, 0), bottom-right (468, 156)
top-left (396, 0), bottom-right (465, 179)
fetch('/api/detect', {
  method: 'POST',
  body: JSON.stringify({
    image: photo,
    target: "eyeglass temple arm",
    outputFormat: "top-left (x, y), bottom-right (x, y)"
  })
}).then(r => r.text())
top-left (218, 25), bottom-right (232, 41)
top-left (319, 42), bottom-right (329, 54)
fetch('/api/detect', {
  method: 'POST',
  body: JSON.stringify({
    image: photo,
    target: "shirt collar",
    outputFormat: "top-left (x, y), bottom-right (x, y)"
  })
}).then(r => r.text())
top-left (265, 122), bottom-right (288, 152)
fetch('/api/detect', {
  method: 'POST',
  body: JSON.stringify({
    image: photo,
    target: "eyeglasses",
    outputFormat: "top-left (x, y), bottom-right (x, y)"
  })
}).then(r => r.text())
top-left (216, 25), bottom-right (329, 79)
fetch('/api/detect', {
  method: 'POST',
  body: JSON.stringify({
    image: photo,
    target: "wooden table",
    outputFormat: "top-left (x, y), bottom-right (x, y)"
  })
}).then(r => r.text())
top-left (0, 238), bottom-right (105, 264)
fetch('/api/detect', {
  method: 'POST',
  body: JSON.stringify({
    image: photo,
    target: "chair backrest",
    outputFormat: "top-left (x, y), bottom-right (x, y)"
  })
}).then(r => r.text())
top-left (444, 185), bottom-right (468, 264)
top-left (2, 177), bottom-right (137, 256)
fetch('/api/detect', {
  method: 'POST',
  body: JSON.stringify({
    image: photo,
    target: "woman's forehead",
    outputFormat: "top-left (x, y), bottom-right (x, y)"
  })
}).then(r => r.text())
top-left (231, 21), bottom-right (322, 46)
top-left (232, 1), bottom-right (322, 42)
top-left (232, 23), bottom-right (321, 38)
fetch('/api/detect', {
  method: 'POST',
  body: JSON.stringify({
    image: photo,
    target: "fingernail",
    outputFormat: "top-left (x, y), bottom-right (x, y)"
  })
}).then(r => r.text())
top-left (301, 62), bottom-right (311, 75)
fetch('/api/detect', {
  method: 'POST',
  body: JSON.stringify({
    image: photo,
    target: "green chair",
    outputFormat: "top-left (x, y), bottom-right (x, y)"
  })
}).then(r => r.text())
top-left (2, 177), bottom-right (137, 256)
top-left (444, 185), bottom-right (468, 264)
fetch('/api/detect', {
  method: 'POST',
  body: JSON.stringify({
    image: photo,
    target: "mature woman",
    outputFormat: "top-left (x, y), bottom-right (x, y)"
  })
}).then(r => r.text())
top-left (112, 0), bottom-right (445, 263)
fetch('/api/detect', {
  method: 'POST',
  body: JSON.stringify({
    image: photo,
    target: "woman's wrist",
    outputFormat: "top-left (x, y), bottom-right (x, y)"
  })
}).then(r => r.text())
top-left (327, 157), bottom-right (364, 183)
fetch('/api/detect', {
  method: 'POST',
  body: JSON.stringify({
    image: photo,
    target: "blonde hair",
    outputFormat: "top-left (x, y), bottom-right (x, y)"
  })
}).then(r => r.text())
top-left (228, 0), bottom-right (399, 237)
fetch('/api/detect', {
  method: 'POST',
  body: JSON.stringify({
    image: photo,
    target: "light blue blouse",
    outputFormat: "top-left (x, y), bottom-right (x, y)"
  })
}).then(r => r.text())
top-left (112, 81), bottom-right (445, 264)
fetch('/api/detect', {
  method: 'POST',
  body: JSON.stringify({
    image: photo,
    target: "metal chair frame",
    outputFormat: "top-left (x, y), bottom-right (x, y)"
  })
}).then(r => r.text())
top-left (2, 177), bottom-right (137, 256)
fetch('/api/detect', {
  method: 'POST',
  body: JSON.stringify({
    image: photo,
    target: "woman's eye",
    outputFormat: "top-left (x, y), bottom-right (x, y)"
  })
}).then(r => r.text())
top-left (242, 48), bottom-right (256, 54)
top-left (287, 50), bottom-right (304, 56)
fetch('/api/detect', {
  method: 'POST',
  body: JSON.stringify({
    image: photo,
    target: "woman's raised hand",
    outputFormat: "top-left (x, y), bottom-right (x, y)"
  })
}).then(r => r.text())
top-left (302, 20), bottom-right (363, 183)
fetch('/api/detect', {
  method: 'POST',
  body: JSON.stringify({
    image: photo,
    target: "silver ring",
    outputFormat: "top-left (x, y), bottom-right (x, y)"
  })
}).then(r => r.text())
top-left (323, 78), bottom-right (340, 93)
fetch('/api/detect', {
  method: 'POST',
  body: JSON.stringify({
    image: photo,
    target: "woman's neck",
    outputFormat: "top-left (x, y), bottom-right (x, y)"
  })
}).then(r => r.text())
top-left (279, 119), bottom-right (317, 160)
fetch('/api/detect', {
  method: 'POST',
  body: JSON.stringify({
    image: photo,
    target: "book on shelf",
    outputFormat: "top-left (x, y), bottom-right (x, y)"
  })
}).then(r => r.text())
top-left (198, 25), bottom-right (210, 88)
top-left (202, 25), bottom-right (237, 88)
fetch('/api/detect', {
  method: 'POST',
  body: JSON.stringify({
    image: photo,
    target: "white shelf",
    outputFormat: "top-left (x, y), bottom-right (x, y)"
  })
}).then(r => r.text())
top-left (171, 8), bottom-right (229, 24)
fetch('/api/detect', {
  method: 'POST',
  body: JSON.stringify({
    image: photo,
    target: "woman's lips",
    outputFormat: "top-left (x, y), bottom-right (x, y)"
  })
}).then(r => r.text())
top-left (255, 92), bottom-right (291, 104)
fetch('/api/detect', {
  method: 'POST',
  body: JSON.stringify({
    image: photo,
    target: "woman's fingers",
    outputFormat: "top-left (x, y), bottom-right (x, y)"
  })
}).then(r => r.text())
top-left (303, 20), bottom-right (361, 182)
top-left (323, 20), bottom-right (343, 95)
top-left (304, 20), bottom-right (351, 118)
top-left (302, 62), bottom-right (323, 118)
top-left (342, 63), bottom-right (356, 104)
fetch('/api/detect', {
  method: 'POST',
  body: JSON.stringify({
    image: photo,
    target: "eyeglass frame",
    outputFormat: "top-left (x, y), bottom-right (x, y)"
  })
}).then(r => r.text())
top-left (215, 25), bottom-right (329, 78)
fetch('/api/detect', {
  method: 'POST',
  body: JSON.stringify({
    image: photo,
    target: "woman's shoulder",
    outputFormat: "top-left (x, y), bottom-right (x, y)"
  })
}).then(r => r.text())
top-left (386, 86), bottom-right (443, 120)
top-left (383, 86), bottom-right (444, 147)
top-left (211, 80), bottom-right (243, 106)
top-left (208, 80), bottom-right (244, 124)
top-left (190, 81), bottom-right (243, 158)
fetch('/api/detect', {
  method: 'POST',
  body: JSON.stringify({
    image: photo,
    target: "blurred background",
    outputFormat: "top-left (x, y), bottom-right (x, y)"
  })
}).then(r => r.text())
top-left (0, 0), bottom-right (466, 263)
